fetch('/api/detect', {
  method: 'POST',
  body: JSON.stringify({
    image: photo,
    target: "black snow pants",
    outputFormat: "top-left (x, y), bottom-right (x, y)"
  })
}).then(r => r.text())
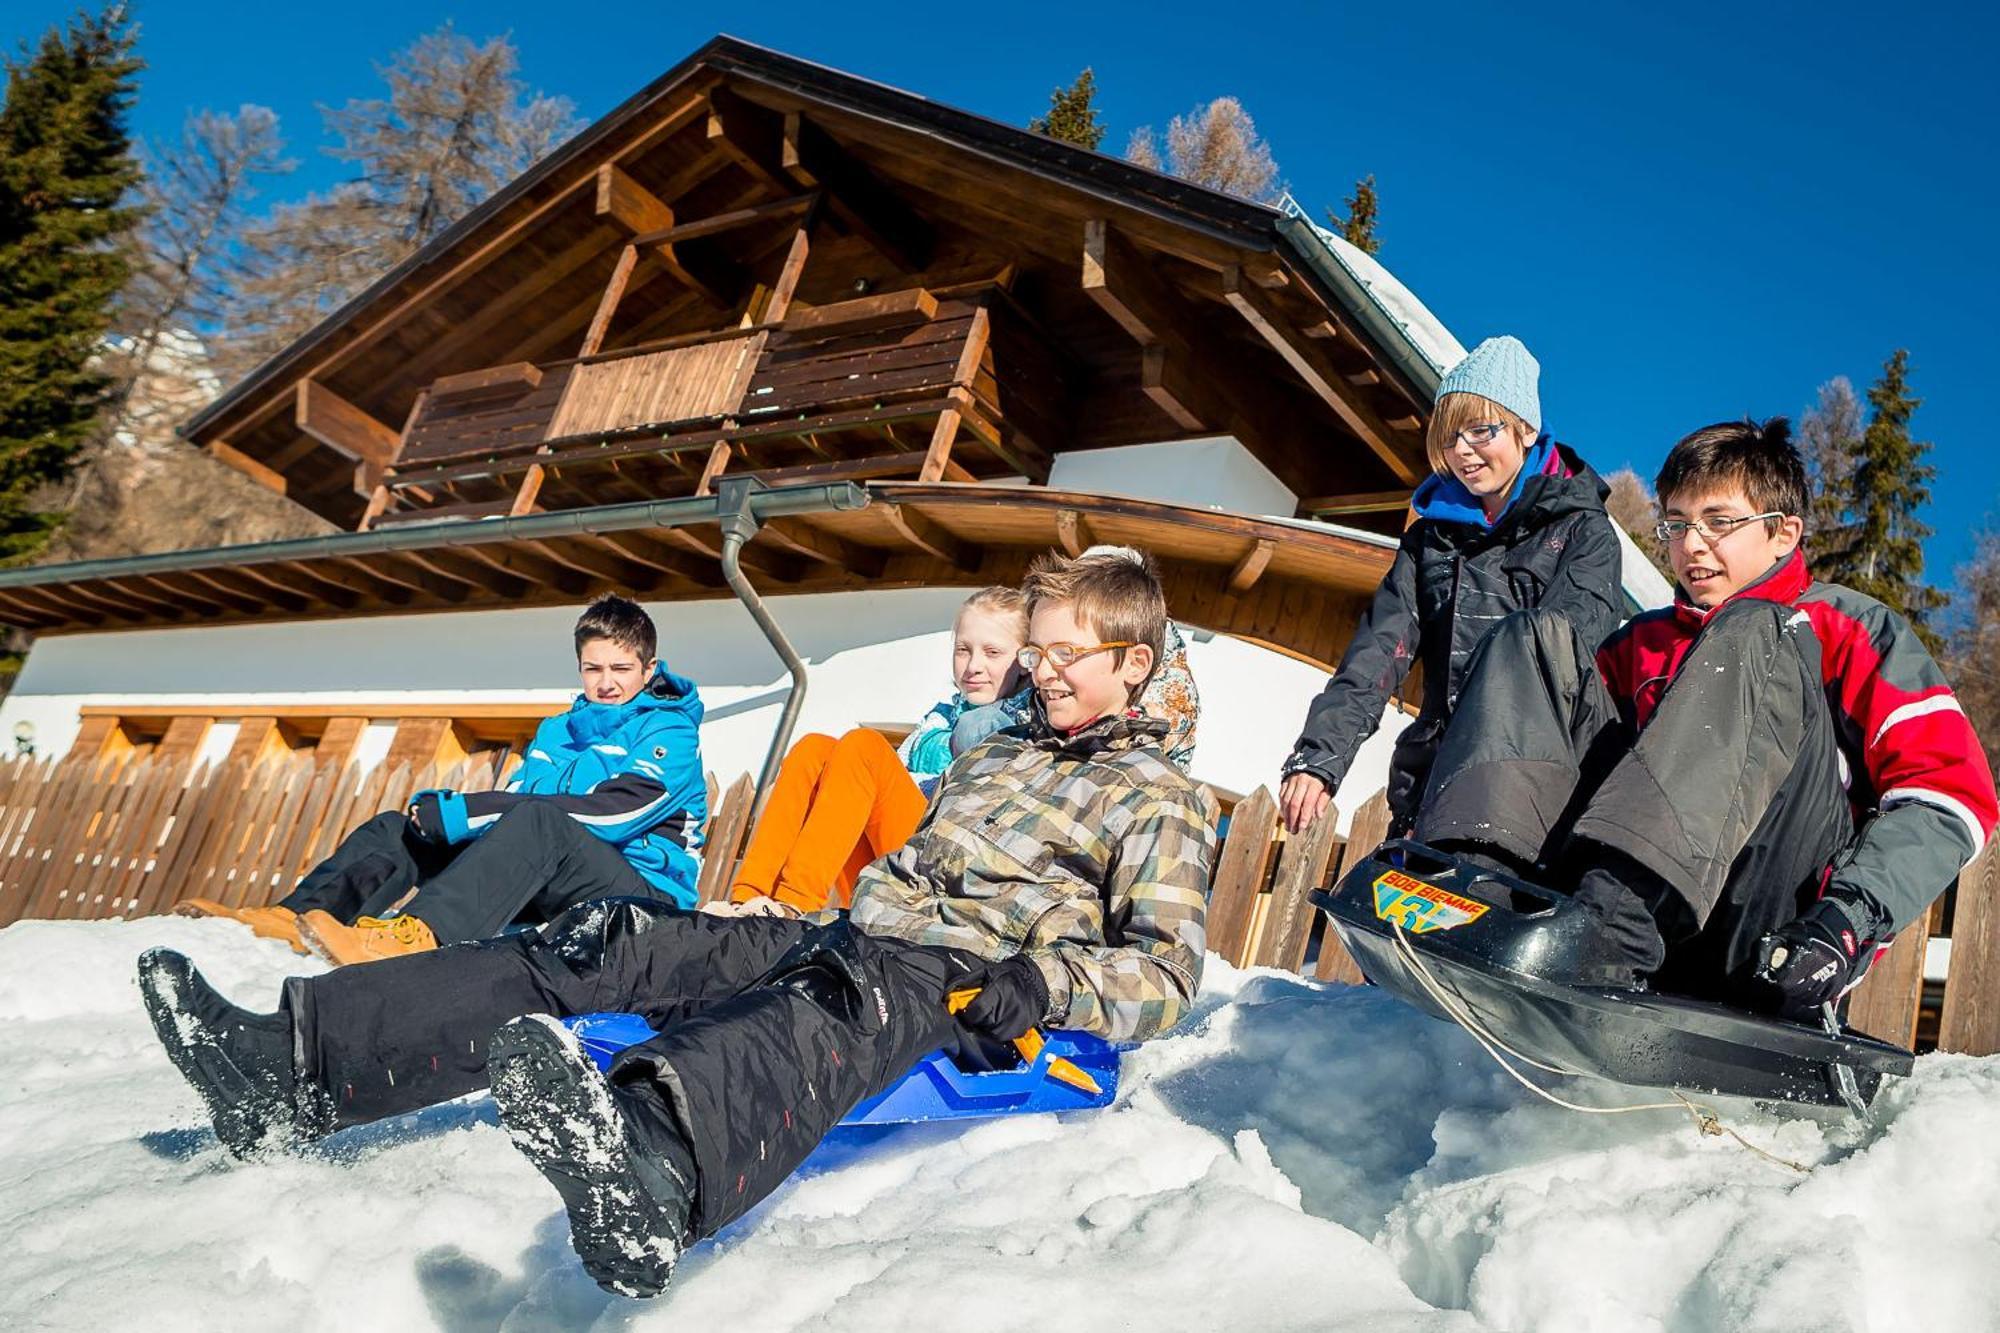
top-left (284, 899), bottom-right (978, 1241)
top-left (278, 802), bottom-right (658, 943)
top-left (1412, 604), bottom-right (1854, 1000)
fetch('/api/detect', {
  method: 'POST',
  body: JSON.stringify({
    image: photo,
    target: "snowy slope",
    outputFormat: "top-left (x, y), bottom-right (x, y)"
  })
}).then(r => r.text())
top-left (4, 916), bottom-right (1997, 1332)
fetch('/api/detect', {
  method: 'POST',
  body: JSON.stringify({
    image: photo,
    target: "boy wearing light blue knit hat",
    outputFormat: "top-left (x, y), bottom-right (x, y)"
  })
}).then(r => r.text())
top-left (1278, 333), bottom-right (1623, 837)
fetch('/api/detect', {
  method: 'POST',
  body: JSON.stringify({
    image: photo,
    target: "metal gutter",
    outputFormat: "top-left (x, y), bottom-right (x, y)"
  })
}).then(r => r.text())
top-left (1275, 212), bottom-right (1443, 408)
top-left (0, 483), bottom-right (871, 589)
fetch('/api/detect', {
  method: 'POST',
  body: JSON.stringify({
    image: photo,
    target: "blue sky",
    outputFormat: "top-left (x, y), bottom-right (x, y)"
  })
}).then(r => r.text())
top-left (9, 1), bottom-right (1996, 586)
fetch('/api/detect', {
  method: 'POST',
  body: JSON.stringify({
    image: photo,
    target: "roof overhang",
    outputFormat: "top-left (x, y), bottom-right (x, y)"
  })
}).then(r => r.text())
top-left (0, 484), bottom-right (1393, 672)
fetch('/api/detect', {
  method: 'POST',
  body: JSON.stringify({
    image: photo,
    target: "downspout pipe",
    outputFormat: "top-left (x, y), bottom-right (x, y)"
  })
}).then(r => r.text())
top-left (713, 477), bottom-right (809, 827)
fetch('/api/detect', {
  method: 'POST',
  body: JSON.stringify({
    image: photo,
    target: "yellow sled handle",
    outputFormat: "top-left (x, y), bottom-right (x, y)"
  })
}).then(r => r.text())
top-left (946, 986), bottom-right (1103, 1096)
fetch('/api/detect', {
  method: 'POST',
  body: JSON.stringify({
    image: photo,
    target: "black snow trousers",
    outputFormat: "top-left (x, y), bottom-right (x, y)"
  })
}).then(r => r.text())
top-left (1412, 605), bottom-right (1854, 1000)
top-left (284, 899), bottom-right (977, 1241)
top-left (278, 802), bottom-right (656, 943)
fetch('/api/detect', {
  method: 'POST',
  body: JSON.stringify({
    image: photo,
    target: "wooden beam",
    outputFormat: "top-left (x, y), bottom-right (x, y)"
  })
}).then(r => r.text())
top-left (661, 524), bottom-right (804, 583)
top-left (760, 217), bottom-right (813, 325)
top-left (1221, 265), bottom-right (1422, 485)
top-left (594, 529), bottom-right (726, 587)
top-left (429, 362), bottom-right (542, 401)
top-left (1055, 508), bottom-right (1096, 557)
top-left (208, 440), bottom-right (285, 496)
top-left (579, 244), bottom-right (641, 358)
top-left (397, 546), bottom-right (530, 600)
top-left (295, 380), bottom-right (401, 495)
top-left (228, 560), bottom-right (348, 611)
top-left (780, 109), bottom-right (931, 273)
top-left (525, 536), bottom-right (659, 591)
top-left (781, 287), bottom-right (938, 335)
top-left (276, 559), bottom-right (414, 607)
top-left (628, 192), bottom-right (817, 248)
top-left (1301, 489), bottom-right (1416, 516)
top-left (881, 503), bottom-right (979, 571)
top-left (451, 542), bottom-right (588, 597)
top-left (757, 517), bottom-right (886, 577)
top-left (594, 164), bottom-right (735, 309)
top-left (1228, 538), bottom-right (1277, 594)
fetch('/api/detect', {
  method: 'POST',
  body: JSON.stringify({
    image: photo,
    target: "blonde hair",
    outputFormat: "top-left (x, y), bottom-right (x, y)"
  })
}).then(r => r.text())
top-left (1426, 393), bottom-right (1535, 475)
top-left (956, 585), bottom-right (1028, 642)
top-left (1020, 548), bottom-right (1168, 686)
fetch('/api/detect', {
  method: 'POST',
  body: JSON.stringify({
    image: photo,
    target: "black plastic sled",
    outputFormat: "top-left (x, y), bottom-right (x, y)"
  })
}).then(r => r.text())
top-left (1313, 840), bottom-right (1915, 1114)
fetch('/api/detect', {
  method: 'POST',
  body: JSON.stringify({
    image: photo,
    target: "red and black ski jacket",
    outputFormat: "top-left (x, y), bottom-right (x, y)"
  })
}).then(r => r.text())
top-left (1597, 549), bottom-right (1997, 941)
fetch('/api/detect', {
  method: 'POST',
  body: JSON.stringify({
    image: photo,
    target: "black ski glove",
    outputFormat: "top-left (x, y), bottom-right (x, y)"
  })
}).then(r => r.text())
top-left (948, 955), bottom-right (1052, 1042)
top-left (406, 791), bottom-right (448, 843)
top-left (1755, 899), bottom-right (1864, 1020)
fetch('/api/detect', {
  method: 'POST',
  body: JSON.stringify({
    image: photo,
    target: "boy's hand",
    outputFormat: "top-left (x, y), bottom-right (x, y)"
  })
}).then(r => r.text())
top-left (1754, 900), bottom-right (1863, 1019)
top-left (947, 956), bottom-right (1051, 1041)
top-left (1280, 772), bottom-right (1333, 834)
top-left (407, 791), bottom-right (448, 842)
top-left (732, 894), bottom-right (801, 920)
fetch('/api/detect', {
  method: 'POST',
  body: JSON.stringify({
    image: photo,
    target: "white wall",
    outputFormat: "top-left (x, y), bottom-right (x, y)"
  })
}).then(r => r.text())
top-left (0, 588), bottom-right (1400, 833)
top-left (1048, 436), bottom-right (1298, 518)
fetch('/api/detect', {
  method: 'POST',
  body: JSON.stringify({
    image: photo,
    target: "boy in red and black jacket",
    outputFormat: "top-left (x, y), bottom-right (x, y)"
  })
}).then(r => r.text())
top-left (1411, 418), bottom-right (1996, 1017)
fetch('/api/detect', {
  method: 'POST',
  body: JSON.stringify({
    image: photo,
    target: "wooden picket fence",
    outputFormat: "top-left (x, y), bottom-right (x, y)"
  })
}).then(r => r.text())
top-left (0, 749), bottom-right (760, 931)
top-left (1, 749), bottom-right (1994, 1058)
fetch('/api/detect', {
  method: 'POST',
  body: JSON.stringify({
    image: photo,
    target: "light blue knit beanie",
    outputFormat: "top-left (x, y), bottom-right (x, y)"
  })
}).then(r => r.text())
top-left (1436, 336), bottom-right (1541, 434)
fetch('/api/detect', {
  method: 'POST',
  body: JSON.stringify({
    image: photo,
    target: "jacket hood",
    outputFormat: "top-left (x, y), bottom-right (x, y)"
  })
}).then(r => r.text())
top-left (564, 661), bottom-right (704, 741)
top-left (1412, 436), bottom-right (1609, 540)
top-left (1671, 548), bottom-right (1811, 628)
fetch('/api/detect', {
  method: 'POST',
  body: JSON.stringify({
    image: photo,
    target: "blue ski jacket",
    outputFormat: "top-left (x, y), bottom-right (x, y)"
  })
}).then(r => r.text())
top-left (422, 664), bottom-right (708, 905)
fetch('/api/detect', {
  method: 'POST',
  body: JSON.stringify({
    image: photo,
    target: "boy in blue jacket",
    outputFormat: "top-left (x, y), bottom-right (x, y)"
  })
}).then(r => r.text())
top-left (181, 596), bottom-right (708, 965)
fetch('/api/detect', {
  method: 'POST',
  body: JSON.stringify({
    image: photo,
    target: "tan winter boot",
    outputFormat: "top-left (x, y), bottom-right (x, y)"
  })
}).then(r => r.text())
top-left (174, 899), bottom-right (309, 955)
top-left (296, 910), bottom-right (438, 968)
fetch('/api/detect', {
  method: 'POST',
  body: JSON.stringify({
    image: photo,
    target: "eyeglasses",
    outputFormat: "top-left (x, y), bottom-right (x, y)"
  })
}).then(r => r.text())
top-left (1453, 422), bottom-right (1509, 448)
top-left (1016, 641), bottom-right (1133, 671)
top-left (1653, 511), bottom-right (1786, 543)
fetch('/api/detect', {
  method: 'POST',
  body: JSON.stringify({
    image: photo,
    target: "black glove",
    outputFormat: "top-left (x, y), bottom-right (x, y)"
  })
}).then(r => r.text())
top-left (406, 791), bottom-right (448, 843)
top-left (1755, 899), bottom-right (1865, 1020)
top-left (948, 955), bottom-right (1052, 1042)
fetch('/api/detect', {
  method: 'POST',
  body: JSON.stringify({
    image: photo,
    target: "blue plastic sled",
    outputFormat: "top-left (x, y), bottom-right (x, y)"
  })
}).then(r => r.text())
top-left (562, 1011), bottom-right (1121, 1125)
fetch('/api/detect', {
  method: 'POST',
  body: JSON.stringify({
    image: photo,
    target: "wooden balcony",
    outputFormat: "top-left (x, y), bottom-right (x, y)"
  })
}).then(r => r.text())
top-left (362, 286), bottom-right (1057, 530)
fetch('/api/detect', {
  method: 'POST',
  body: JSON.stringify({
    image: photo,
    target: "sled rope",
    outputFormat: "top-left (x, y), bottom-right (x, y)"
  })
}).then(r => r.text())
top-left (1388, 919), bottom-right (1810, 1174)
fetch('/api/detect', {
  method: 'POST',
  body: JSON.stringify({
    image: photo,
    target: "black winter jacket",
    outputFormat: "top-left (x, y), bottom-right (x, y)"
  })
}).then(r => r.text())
top-left (1282, 442), bottom-right (1625, 815)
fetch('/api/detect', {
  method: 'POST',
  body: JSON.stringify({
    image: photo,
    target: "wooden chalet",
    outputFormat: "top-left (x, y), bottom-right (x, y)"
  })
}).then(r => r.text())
top-left (0, 35), bottom-right (1456, 667)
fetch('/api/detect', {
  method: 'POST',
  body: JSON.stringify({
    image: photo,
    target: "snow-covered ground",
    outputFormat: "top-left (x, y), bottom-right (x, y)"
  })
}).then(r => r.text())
top-left (5, 916), bottom-right (1997, 1332)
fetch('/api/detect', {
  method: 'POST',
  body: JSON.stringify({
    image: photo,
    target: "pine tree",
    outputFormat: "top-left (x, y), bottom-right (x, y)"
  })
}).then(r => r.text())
top-left (1817, 349), bottom-right (1950, 648)
top-left (0, 4), bottom-right (142, 562)
top-left (1028, 68), bottom-right (1105, 150)
top-left (1797, 375), bottom-right (1862, 560)
top-left (222, 24), bottom-right (577, 381)
top-left (1326, 174), bottom-right (1381, 254)
top-left (1124, 96), bottom-right (1281, 202)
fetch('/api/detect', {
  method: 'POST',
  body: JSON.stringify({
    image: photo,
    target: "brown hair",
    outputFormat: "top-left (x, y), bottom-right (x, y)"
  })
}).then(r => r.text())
top-left (1655, 417), bottom-right (1807, 537)
top-left (1426, 393), bottom-right (1535, 475)
top-left (1021, 548), bottom-right (1168, 689)
top-left (573, 593), bottom-right (657, 662)
top-left (956, 585), bottom-right (1029, 642)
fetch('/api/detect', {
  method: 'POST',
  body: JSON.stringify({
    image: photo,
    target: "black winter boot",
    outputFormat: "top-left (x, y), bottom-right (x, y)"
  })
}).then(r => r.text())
top-left (487, 1014), bottom-right (696, 1299)
top-left (137, 948), bottom-right (303, 1158)
top-left (1571, 865), bottom-right (1670, 987)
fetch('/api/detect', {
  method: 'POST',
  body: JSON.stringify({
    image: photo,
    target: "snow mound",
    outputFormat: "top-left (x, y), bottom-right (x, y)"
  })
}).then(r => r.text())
top-left (3, 916), bottom-right (1996, 1331)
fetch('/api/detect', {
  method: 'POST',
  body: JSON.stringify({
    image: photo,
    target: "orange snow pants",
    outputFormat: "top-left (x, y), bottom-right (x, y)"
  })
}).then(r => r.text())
top-left (729, 728), bottom-right (928, 912)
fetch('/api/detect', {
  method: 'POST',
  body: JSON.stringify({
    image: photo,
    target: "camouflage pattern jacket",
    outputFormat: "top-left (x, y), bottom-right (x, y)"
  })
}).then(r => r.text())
top-left (849, 708), bottom-right (1216, 1042)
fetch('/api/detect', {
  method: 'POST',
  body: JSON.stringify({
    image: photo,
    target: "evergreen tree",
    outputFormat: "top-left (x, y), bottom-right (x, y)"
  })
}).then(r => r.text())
top-left (1028, 68), bottom-right (1105, 150)
top-left (1818, 349), bottom-right (1950, 648)
top-left (1326, 174), bottom-right (1381, 254)
top-left (0, 4), bottom-right (142, 562)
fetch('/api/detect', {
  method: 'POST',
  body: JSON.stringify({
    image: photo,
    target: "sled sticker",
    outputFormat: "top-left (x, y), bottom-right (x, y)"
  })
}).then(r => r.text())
top-left (1372, 869), bottom-right (1489, 934)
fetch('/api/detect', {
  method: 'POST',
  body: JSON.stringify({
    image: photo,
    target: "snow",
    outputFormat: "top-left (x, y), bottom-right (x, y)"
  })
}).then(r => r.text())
top-left (5, 916), bottom-right (1998, 1331)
